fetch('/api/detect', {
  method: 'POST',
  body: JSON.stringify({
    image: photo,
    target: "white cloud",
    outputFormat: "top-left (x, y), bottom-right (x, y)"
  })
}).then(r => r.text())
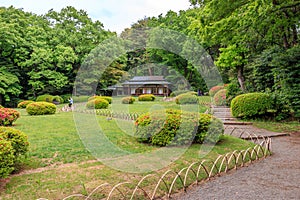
top-left (0, 0), bottom-right (191, 33)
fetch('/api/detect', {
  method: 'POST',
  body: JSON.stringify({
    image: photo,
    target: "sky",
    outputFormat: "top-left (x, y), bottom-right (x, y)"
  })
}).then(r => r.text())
top-left (0, 0), bottom-right (192, 33)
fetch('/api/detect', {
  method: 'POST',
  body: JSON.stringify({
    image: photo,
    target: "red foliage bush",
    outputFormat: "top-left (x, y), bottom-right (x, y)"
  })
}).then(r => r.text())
top-left (0, 108), bottom-right (20, 126)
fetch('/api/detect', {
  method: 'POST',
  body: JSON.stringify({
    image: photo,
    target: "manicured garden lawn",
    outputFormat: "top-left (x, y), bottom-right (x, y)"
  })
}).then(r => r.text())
top-left (252, 120), bottom-right (300, 133)
top-left (0, 97), bottom-right (256, 200)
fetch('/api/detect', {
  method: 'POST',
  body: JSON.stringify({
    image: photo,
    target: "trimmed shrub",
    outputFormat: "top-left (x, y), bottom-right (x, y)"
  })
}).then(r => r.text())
top-left (225, 82), bottom-right (243, 106)
top-left (135, 109), bottom-right (223, 146)
top-left (26, 102), bottom-right (56, 115)
top-left (0, 127), bottom-right (29, 158)
top-left (214, 89), bottom-right (227, 106)
top-left (231, 93), bottom-right (272, 119)
top-left (0, 127), bottom-right (29, 178)
top-left (36, 94), bottom-right (54, 103)
top-left (73, 96), bottom-right (89, 103)
top-left (0, 138), bottom-right (15, 178)
top-left (122, 96), bottom-right (135, 104)
top-left (138, 94), bottom-right (156, 101)
top-left (60, 94), bottom-right (72, 103)
top-left (209, 85), bottom-right (224, 97)
top-left (0, 108), bottom-right (20, 126)
top-left (17, 100), bottom-right (34, 109)
top-left (88, 96), bottom-right (112, 104)
top-left (175, 93), bottom-right (198, 104)
top-left (86, 98), bottom-right (109, 109)
top-left (52, 96), bottom-right (64, 104)
top-left (170, 90), bottom-right (191, 97)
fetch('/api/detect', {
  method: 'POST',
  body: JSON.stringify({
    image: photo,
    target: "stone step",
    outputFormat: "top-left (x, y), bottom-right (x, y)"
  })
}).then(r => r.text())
top-left (219, 118), bottom-right (237, 121)
top-left (213, 113), bottom-right (232, 116)
top-left (212, 110), bottom-right (231, 113)
top-left (223, 121), bottom-right (253, 125)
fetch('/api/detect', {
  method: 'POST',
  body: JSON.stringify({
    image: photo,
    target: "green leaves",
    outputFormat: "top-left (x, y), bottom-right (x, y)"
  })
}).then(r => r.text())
top-left (0, 67), bottom-right (22, 102)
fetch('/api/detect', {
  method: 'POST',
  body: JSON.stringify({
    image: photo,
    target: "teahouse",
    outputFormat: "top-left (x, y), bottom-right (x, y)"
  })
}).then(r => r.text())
top-left (109, 76), bottom-right (171, 96)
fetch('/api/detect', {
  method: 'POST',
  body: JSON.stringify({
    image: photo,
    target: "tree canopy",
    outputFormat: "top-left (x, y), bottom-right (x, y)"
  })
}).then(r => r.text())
top-left (0, 1), bottom-right (299, 118)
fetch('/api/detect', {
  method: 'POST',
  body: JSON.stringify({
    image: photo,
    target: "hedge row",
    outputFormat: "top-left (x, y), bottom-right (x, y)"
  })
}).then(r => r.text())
top-left (0, 127), bottom-right (29, 178)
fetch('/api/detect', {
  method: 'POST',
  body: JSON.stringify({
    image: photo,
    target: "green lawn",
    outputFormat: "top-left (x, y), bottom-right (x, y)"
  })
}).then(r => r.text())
top-left (252, 120), bottom-right (300, 133)
top-left (0, 97), bottom-right (256, 200)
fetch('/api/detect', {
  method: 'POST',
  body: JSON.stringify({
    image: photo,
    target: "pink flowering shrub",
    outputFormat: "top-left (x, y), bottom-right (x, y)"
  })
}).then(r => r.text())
top-left (0, 108), bottom-right (20, 126)
top-left (214, 89), bottom-right (227, 106)
top-left (209, 85), bottom-right (224, 97)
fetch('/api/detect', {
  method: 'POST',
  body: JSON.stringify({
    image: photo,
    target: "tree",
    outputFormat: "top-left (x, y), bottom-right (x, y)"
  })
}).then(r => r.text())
top-left (0, 67), bottom-right (22, 105)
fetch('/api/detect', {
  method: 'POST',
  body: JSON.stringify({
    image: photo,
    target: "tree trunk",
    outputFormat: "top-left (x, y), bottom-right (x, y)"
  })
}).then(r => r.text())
top-left (292, 24), bottom-right (298, 46)
top-left (237, 66), bottom-right (245, 91)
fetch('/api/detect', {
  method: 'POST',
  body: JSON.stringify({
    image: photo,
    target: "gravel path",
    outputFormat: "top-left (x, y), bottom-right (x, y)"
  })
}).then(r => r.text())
top-left (173, 132), bottom-right (300, 200)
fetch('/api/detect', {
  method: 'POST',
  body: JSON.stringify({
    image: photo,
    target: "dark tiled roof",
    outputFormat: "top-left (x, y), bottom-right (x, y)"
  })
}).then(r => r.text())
top-left (129, 76), bottom-right (165, 82)
top-left (121, 76), bottom-right (170, 85)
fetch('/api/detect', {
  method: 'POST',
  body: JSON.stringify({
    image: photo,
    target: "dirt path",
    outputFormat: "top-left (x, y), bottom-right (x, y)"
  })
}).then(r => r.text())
top-left (173, 132), bottom-right (300, 200)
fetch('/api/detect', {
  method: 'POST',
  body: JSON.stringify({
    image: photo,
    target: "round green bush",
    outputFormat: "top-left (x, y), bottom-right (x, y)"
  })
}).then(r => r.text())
top-left (73, 96), bottom-right (89, 103)
top-left (209, 85), bottom-right (225, 97)
top-left (0, 108), bottom-right (20, 126)
top-left (88, 96), bottom-right (112, 104)
top-left (175, 93), bottom-right (198, 104)
top-left (122, 96), bottom-right (135, 104)
top-left (86, 98), bottom-right (109, 109)
top-left (214, 89), bottom-right (227, 106)
top-left (26, 102), bottom-right (56, 115)
top-left (36, 94), bottom-right (54, 102)
top-left (0, 138), bottom-right (15, 178)
top-left (170, 90), bottom-right (192, 97)
top-left (135, 109), bottom-right (223, 146)
top-left (138, 94), bottom-right (156, 101)
top-left (17, 100), bottom-right (35, 108)
top-left (0, 127), bottom-right (29, 158)
top-left (60, 94), bottom-right (72, 103)
top-left (52, 95), bottom-right (64, 104)
top-left (231, 93), bottom-right (272, 119)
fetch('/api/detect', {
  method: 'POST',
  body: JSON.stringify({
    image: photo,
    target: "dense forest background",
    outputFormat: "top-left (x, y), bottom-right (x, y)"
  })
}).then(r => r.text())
top-left (0, 0), bottom-right (299, 117)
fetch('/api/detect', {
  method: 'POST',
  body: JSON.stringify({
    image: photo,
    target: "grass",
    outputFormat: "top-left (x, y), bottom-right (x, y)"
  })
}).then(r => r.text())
top-left (252, 120), bottom-right (300, 133)
top-left (79, 96), bottom-right (211, 114)
top-left (0, 97), bottom-right (256, 200)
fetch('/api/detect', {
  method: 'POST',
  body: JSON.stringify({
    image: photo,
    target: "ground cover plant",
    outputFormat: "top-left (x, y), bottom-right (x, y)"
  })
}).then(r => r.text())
top-left (0, 98), bottom-right (256, 200)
